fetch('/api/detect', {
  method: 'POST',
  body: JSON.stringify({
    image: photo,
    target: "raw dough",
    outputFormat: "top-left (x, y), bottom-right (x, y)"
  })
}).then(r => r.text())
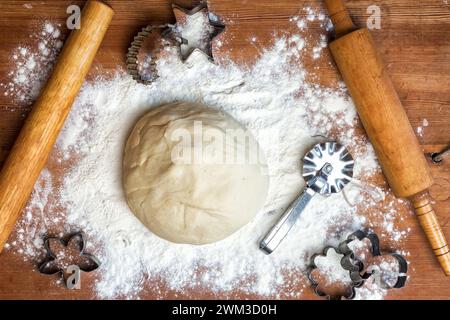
top-left (123, 102), bottom-right (269, 245)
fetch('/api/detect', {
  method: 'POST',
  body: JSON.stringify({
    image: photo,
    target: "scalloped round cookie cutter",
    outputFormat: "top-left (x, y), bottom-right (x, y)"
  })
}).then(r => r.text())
top-left (126, 24), bottom-right (183, 85)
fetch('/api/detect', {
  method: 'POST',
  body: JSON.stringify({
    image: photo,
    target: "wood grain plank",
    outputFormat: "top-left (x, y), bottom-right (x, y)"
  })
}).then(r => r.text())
top-left (0, 0), bottom-right (448, 300)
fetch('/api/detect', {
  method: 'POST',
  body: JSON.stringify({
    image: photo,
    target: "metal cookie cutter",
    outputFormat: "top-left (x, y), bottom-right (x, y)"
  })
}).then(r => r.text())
top-left (260, 141), bottom-right (354, 254)
top-left (38, 232), bottom-right (101, 289)
top-left (431, 145), bottom-right (450, 164)
top-left (307, 231), bottom-right (408, 300)
top-left (126, 3), bottom-right (225, 85)
top-left (126, 24), bottom-right (183, 85)
top-left (339, 230), bottom-right (408, 289)
top-left (307, 246), bottom-right (364, 300)
top-left (172, 3), bottom-right (225, 62)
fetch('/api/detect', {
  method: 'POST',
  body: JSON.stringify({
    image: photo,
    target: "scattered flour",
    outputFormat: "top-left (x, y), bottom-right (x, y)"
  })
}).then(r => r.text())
top-left (2, 9), bottom-right (410, 300)
top-left (314, 249), bottom-right (352, 286)
top-left (416, 118), bottom-right (430, 138)
top-left (417, 126), bottom-right (424, 137)
top-left (0, 21), bottom-right (63, 104)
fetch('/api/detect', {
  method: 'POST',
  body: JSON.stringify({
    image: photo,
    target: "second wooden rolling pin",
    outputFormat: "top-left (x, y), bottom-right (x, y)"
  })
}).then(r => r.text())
top-left (0, 0), bottom-right (114, 252)
top-left (324, 0), bottom-right (450, 275)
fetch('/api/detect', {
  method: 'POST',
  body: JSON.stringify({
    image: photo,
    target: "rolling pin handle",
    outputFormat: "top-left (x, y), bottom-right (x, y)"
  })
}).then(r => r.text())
top-left (324, 0), bottom-right (357, 38)
top-left (412, 193), bottom-right (450, 276)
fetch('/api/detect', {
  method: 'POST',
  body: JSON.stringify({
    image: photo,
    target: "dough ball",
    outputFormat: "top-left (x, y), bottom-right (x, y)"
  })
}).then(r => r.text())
top-left (123, 102), bottom-right (269, 245)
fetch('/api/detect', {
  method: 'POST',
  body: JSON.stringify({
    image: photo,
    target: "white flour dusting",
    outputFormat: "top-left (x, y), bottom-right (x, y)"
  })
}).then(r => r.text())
top-left (314, 249), bottom-right (352, 286)
top-left (2, 8), bottom-right (410, 300)
top-left (0, 21), bottom-right (63, 105)
top-left (416, 118), bottom-right (430, 138)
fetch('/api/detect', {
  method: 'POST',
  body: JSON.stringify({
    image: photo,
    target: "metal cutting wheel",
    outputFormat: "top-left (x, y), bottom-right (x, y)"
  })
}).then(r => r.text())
top-left (260, 141), bottom-right (355, 254)
top-left (303, 142), bottom-right (354, 195)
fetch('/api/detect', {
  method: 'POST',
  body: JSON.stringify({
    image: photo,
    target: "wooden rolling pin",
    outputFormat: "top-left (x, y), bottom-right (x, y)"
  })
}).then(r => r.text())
top-left (0, 0), bottom-right (114, 252)
top-left (324, 0), bottom-right (450, 275)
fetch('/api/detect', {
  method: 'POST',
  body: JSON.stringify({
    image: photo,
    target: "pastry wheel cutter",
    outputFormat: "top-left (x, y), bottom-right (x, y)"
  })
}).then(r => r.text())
top-left (260, 141), bottom-right (354, 254)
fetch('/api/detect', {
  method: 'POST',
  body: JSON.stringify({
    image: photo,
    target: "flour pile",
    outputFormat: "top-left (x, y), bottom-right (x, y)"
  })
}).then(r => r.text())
top-left (2, 9), bottom-right (410, 300)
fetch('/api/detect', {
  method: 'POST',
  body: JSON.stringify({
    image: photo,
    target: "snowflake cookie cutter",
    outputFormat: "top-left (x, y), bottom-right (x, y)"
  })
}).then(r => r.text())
top-left (126, 2), bottom-right (225, 85)
top-left (38, 232), bottom-right (101, 290)
top-left (306, 230), bottom-right (408, 300)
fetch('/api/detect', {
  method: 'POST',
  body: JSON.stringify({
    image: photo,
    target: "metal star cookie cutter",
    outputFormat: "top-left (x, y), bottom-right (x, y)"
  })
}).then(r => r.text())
top-left (126, 3), bottom-right (225, 85)
top-left (172, 3), bottom-right (225, 62)
top-left (306, 230), bottom-right (408, 300)
top-left (38, 232), bottom-right (101, 289)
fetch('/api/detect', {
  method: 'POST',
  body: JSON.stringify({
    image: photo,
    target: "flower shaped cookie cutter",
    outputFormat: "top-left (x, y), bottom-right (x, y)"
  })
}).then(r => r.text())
top-left (38, 232), bottom-right (101, 289)
top-left (307, 246), bottom-right (365, 300)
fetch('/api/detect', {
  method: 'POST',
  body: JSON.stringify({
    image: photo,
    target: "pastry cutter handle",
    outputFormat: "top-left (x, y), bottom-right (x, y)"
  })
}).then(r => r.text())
top-left (260, 187), bottom-right (316, 254)
top-left (260, 164), bottom-right (332, 254)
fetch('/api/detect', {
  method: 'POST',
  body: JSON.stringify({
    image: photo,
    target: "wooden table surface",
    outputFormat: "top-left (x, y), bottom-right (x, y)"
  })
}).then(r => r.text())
top-left (0, 0), bottom-right (449, 300)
